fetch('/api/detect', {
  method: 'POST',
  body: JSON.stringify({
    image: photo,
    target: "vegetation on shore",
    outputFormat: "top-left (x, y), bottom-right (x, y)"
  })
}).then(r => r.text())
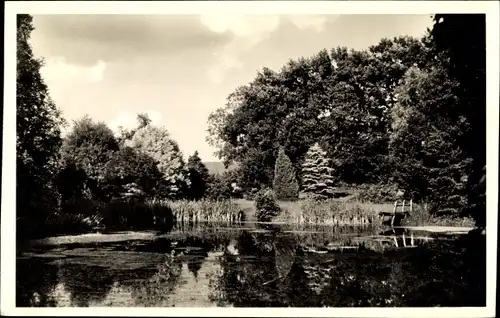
top-left (16, 14), bottom-right (485, 240)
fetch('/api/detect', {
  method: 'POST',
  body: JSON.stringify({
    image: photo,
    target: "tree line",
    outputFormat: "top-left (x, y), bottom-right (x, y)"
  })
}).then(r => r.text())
top-left (207, 14), bottom-right (486, 226)
top-left (16, 15), bottom-right (238, 237)
top-left (16, 14), bottom-right (486, 234)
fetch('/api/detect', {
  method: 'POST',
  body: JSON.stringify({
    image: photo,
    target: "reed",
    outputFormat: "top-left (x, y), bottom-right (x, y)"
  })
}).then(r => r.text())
top-left (159, 199), bottom-right (244, 224)
top-left (296, 199), bottom-right (380, 225)
top-left (401, 203), bottom-right (476, 227)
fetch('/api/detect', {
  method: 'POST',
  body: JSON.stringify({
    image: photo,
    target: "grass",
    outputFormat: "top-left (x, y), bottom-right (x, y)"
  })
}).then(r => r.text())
top-left (401, 204), bottom-right (476, 228)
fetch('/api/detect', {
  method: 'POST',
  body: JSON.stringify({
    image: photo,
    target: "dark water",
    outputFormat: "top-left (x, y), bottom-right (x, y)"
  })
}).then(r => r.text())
top-left (16, 223), bottom-right (486, 307)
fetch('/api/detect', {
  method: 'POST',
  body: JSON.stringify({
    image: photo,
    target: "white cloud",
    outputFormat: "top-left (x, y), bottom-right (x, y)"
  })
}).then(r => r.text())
top-left (108, 110), bottom-right (163, 133)
top-left (201, 15), bottom-right (280, 83)
top-left (288, 15), bottom-right (336, 32)
top-left (41, 57), bottom-right (106, 84)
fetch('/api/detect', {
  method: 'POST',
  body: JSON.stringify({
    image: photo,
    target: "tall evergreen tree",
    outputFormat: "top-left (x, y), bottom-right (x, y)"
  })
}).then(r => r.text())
top-left (273, 148), bottom-right (299, 200)
top-left (17, 14), bottom-right (65, 219)
top-left (187, 151), bottom-right (210, 200)
top-left (301, 143), bottom-right (336, 198)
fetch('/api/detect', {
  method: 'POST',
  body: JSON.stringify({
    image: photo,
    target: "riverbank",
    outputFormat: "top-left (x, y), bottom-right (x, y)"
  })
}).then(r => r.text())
top-left (233, 198), bottom-right (476, 228)
top-left (23, 223), bottom-right (480, 248)
top-left (16, 195), bottom-right (477, 242)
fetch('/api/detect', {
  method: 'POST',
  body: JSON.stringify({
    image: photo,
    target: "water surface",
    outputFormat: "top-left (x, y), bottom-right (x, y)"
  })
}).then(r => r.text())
top-left (16, 223), bottom-right (486, 307)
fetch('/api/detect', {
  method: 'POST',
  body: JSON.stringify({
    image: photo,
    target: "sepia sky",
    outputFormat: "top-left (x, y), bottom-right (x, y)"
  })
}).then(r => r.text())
top-left (31, 14), bottom-right (434, 161)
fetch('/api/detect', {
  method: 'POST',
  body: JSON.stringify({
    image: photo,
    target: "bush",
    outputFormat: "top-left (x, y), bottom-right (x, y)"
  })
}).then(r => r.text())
top-left (254, 188), bottom-right (281, 222)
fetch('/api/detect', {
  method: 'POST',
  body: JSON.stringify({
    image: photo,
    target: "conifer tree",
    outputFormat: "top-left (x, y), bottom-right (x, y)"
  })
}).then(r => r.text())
top-left (273, 148), bottom-right (299, 200)
top-left (187, 151), bottom-right (210, 200)
top-left (301, 143), bottom-right (336, 198)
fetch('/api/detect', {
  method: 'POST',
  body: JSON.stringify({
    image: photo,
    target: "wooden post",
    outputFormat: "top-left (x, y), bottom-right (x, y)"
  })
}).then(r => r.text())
top-left (391, 201), bottom-right (397, 227)
top-left (411, 232), bottom-right (415, 246)
top-left (410, 199), bottom-right (413, 214)
top-left (402, 200), bottom-right (405, 214)
top-left (402, 232), bottom-right (407, 247)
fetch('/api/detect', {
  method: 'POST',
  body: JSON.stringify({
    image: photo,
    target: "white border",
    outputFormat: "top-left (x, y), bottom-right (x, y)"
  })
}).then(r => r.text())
top-left (2, 1), bottom-right (499, 317)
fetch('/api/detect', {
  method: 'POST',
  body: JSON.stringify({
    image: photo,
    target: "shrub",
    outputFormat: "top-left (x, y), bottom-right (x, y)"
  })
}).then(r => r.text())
top-left (273, 148), bottom-right (299, 200)
top-left (254, 188), bottom-right (281, 222)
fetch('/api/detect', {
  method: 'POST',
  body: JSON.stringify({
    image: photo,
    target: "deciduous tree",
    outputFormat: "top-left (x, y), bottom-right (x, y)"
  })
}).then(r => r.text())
top-left (17, 14), bottom-right (65, 218)
top-left (128, 124), bottom-right (188, 198)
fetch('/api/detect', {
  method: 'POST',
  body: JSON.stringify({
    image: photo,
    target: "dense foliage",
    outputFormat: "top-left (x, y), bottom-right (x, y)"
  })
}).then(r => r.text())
top-left (273, 148), bottom-right (299, 200)
top-left (207, 15), bottom-right (486, 223)
top-left (16, 15), bottom-right (65, 222)
top-left (16, 14), bottom-right (486, 239)
top-left (186, 151), bottom-right (210, 200)
top-left (127, 124), bottom-right (189, 199)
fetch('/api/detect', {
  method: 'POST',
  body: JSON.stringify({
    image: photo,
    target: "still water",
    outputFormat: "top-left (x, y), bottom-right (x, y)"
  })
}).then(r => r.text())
top-left (17, 223), bottom-right (486, 307)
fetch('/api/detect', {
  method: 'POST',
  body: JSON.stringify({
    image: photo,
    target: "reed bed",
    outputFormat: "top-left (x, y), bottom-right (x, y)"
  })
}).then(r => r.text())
top-left (289, 199), bottom-right (381, 225)
top-left (158, 199), bottom-right (244, 224)
top-left (401, 203), bottom-right (476, 228)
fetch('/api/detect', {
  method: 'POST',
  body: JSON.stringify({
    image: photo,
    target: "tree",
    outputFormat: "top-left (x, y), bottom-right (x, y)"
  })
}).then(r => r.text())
top-left (273, 148), bottom-right (299, 200)
top-left (186, 151), bottom-right (210, 200)
top-left (205, 172), bottom-right (234, 200)
top-left (301, 143), bottom-right (336, 198)
top-left (128, 124), bottom-right (188, 199)
top-left (207, 37), bottom-right (428, 188)
top-left (60, 116), bottom-right (120, 201)
top-left (104, 146), bottom-right (167, 200)
top-left (17, 14), bottom-right (65, 219)
top-left (117, 113), bottom-right (152, 145)
top-left (389, 66), bottom-right (471, 215)
top-left (430, 14), bottom-right (486, 227)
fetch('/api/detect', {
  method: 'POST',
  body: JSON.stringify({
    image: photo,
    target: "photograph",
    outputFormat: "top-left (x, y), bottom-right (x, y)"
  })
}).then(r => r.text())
top-left (2, 1), bottom-right (498, 316)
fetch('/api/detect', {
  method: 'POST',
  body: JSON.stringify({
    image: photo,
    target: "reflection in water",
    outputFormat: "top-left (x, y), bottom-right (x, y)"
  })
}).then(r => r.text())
top-left (17, 223), bottom-right (486, 307)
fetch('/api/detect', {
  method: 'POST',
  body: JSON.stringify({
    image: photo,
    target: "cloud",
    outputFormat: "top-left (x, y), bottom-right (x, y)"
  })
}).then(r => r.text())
top-left (201, 15), bottom-right (337, 84)
top-left (31, 15), bottom-right (232, 66)
top-left (288, 15), bottom-right (336, 32)
top-left (41, 57), bottom-right (106, 83)
top-left (201, 14), bottom-right (280, 83)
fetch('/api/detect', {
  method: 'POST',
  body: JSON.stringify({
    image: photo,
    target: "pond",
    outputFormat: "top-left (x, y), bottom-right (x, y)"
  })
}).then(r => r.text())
top-left (16, 223), bottom-right (486, 307)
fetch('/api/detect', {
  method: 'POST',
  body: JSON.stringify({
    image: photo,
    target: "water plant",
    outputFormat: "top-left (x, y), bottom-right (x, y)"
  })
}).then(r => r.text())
top-left (297, 199), bottom-right (379, 225)
top-left (164, 199), bottom-right (243, 224)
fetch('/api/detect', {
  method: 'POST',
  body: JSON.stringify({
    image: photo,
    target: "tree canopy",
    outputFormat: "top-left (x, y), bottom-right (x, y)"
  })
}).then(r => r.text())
top-left (17, 14), bottom-right (65, 218)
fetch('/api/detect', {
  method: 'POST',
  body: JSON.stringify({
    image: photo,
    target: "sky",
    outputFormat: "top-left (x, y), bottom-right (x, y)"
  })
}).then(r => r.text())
top-left (31, 14), bottom-right (434, 162)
